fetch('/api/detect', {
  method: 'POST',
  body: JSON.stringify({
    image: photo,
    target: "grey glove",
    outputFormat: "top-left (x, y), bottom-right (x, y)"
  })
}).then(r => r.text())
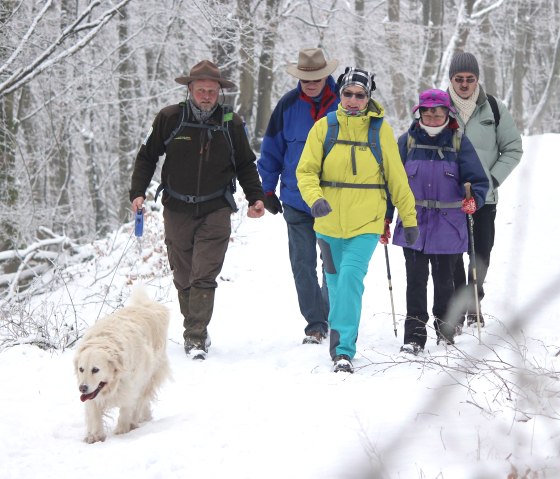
top-left (311, 199), bottom-right (332, 218)
top-left (404, 226), bottom-right (419, 245)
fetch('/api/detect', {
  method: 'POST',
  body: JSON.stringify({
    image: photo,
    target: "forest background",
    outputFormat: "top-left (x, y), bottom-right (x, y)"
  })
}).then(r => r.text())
top-left (1, 0), bottom-right (559, 294)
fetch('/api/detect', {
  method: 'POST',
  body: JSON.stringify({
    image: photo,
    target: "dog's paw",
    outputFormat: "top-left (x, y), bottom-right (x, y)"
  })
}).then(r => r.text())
top-left (84, 432), bottom-right (106, 444)
top-left (114, 422), bottom-right (138, 435)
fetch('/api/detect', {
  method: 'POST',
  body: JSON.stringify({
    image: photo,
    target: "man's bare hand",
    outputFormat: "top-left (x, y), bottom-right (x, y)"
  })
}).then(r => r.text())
top-left (247, 200), bottom-right (265, 218)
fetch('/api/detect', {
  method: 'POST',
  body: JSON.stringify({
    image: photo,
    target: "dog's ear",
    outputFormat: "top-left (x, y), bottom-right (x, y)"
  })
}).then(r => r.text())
top-left (107, 353), bottom-right (123, 374)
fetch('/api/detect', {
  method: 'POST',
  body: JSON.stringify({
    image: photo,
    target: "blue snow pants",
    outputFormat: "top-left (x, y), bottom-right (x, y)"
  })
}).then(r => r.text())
top-left (316, 232), bottom-right (379, 360)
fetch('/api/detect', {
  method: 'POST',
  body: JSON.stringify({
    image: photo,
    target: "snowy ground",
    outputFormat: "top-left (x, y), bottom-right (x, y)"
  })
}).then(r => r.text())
top-left (1, 134), bottom-right (560, 478)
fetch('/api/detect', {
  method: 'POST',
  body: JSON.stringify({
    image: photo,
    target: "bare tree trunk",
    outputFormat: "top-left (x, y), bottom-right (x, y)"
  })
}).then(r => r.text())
top-left (455, 0), bottom-right (476, 51)
top-left (527, 29), bottom-right (560, 133)
top-left (355, 0), bottom-right (366, 68)
top-left (479, 15), bottom-right (497, 96)
top-left (237, 1), bottom-right (256, 125)
top-left (253, 0), bottom-right (280, 151)
top-left (0, 92), bottom-right (17, 250)
top-left (0, 0), bottom-right (20, 249)
top-left (385, 0), bottom-right (407, 120)
top-left (117, 5), bottom-right (135, 221)
top-left (420, 0), bottom-right (444, 91)
top-left (211, 0), bottom-right (238, 107)
top-left (510, 0), bottom-right (531, 129)
top-left (52, 0), bottom-right (74, 221)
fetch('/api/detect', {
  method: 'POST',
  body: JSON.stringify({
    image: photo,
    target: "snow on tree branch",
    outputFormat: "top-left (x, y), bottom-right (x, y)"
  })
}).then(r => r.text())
top-left (0, 0), bottom-right (133, 98)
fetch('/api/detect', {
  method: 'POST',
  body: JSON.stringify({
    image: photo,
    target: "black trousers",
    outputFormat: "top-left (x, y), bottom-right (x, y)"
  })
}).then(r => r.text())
top-left (403, 248), bottom-right (460, 348)
top-left (453, 204), bottom-right (497, 314)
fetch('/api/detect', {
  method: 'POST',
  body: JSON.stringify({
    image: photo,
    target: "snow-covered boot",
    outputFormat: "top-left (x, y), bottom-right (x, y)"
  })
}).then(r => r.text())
top-left (467, 313), bottom-right (485, 328)
top-left (400, 342), bottom-right (423, 356)
top-left (333, 354), bottom-right (354, 373)
top-left (183, 287), bottom-right (215, 359)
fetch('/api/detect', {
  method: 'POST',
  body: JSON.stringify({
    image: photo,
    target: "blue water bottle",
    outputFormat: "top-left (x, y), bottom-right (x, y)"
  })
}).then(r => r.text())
top-left (134, 208), bottom-right (144, 237)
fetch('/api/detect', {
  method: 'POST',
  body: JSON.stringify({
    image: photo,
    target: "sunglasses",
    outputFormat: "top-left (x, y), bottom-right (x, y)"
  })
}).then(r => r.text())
top-left (453, 76), bottom-right (477, 84)
top-left (301, 79), bottom-right (322, 84)
top-left (342, 91), bottom-right (367, 100)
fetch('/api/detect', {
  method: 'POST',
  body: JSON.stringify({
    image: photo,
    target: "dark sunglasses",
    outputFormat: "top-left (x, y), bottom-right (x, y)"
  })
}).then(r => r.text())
top-left (300, 79), bottom-right (322, 84)
top-left (453, 76), bottom-right (477, 84)
top-left (342, 91), bottom-right (367, 100)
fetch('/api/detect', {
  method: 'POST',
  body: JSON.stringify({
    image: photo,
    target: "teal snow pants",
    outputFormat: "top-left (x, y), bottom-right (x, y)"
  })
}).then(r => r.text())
top-left (316, 233), bottom-right (379, 360)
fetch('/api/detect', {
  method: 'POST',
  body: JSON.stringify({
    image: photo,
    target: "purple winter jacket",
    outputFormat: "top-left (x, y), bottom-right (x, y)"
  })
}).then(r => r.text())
top-left (392, 120), bottom-right (489, 254)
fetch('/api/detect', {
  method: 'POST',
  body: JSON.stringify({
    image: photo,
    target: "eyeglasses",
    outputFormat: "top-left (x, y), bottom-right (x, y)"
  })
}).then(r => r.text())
top-left (342, 91), bottom-right (367, 100)
top-left (301, 79), bottom-right (322, 84)
top-left (420, 112), bottom-right (448, 122)
top-left (453, 76), bottom-right (477, 84)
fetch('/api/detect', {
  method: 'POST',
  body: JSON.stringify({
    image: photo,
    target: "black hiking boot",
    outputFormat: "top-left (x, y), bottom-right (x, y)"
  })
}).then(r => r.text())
top-left (400, 342), bottom-right (423, 356)
top-left (467, 313), bottom-right (485, 328)
top-left (303, 331), bottom-right (327, 345)
top-left (184, 336), bottom-right (211, 360)
top-left (333, 355), bottom-right (354, 373)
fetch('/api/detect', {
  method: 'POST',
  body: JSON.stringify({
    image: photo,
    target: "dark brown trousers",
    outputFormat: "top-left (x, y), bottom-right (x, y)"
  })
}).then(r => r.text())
top-left (163, 206), bottom-right (231, 291)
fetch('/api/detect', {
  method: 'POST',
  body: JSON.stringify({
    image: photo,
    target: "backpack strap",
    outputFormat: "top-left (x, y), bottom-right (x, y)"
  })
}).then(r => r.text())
top-left (159, 102), bottom-right (239, 211)
top-left (164, 102), bottom-right (188, 147)
top-left (486, 94), bottom-right (501, 128)
top-left (322, 111), bottom-right (339, 159)
top-left (322, 112), bottom-right (384, 166)
top-left (367, 117), bottom-right (383, 167)
top-left (406, 129), bottom-right (462, 159)
top-left (164, 102), bottom-right (233, 146)
top-left (320, 113), bottom-right (386, 190)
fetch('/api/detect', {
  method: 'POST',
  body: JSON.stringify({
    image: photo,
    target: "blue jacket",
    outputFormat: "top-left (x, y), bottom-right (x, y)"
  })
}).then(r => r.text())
top-left (392, 120), bottom-right (489, 254)
top-left (257, 76), bottom-right (339, 213)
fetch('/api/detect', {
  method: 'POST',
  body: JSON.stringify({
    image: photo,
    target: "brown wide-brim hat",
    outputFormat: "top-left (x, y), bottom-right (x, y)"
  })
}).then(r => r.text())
top-left (286, 48), bottom-right (338, 81)
top-left (175, 60), bottom-right (236, 89)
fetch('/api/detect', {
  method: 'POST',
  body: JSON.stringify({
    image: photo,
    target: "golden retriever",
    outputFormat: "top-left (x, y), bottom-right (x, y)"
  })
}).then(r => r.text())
top-left (74, 286), bottom-right (170, 443)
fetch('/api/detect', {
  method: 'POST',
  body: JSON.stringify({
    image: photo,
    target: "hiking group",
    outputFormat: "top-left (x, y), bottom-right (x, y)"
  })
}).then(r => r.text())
top-left (129, 48), bottom-right (522, 372)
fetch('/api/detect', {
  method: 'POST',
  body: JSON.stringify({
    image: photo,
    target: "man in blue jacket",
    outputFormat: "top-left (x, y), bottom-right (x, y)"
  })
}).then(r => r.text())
top-left (257, 48), bottom-right (339, 344)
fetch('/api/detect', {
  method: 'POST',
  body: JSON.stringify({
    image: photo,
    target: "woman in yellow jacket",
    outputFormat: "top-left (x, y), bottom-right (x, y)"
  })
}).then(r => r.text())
top-left (297, 67), bottom-right (418, 373)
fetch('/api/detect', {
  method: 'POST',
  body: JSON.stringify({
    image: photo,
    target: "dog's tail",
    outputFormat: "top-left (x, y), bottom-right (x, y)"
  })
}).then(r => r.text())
top-left (128, 284), bottom-right (157, 308)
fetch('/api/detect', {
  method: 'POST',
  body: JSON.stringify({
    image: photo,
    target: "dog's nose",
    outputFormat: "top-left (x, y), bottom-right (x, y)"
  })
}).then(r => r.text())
top-left (79, 384), bottom-right (88, 393)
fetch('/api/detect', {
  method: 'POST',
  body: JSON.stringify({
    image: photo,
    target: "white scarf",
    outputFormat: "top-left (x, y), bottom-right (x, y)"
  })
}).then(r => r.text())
top-left (419, 117), bottom-right (449, 137)
top-left (449, 85), bottom-right (480, 125)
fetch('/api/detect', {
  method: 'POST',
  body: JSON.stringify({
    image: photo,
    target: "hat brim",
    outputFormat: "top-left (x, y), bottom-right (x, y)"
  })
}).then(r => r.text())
top-left (175, 75), bottom-right (236, 89)
top-left (286, 59), bottom-right (338, 81)
top-left (412, 103), bottom-right (456, 114)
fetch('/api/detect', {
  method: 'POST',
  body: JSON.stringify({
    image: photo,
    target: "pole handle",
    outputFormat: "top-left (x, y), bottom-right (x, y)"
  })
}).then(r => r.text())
top-left (464, 182), bottom-right (472, 200)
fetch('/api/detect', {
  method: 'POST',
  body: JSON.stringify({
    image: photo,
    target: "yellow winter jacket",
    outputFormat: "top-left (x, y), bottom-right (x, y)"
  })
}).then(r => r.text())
top-left (297, 102), bottom-right (417, 239)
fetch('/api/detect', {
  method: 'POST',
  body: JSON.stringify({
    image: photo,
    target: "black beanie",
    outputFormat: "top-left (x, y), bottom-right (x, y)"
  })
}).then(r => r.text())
top-left (448, 52), bottom-right (479, 79)
top-left (336, 67), bottom-right (376, 97)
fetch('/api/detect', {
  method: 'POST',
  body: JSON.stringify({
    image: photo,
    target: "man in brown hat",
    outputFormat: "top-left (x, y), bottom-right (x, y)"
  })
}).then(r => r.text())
top-left (257, 48), bottom-right (339, 344)
top-left (130, 60), bottom-right (265, 360)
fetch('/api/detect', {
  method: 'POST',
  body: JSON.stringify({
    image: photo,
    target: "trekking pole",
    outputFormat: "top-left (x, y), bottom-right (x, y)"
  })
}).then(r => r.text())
top-left (383, 244), bottom-right (398, 337)
top-left (464, 183), bottom-right (482, 344)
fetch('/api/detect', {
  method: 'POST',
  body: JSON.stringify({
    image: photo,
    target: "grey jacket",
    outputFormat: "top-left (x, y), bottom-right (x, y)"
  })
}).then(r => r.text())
top-left (451, 86), bottom-right (523, 204)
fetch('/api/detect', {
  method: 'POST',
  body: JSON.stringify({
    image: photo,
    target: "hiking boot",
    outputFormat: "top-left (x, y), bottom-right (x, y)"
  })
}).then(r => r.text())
top-left (400, 342), bottom-right (423, 356)
top-left (184, 336), bottom-right (211, 360)
top-left (303, 331), bottom-right (326, 345)
top-left (333, 354), bottom-right (354, 373)
top-left (467, 313), bottom-right (485, 328)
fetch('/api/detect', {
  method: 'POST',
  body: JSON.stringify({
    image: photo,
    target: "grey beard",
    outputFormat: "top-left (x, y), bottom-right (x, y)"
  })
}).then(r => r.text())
top-left (189, 99), bottom-right (218, 123)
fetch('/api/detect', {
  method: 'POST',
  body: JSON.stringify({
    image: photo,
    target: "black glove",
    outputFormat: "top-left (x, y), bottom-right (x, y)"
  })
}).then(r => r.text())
top-left (263, 192), bottom-right (283, 214)
top-left (404, 226), bottom-right (419, 246)
top-left (311, 199), bottom-right (332, 218)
